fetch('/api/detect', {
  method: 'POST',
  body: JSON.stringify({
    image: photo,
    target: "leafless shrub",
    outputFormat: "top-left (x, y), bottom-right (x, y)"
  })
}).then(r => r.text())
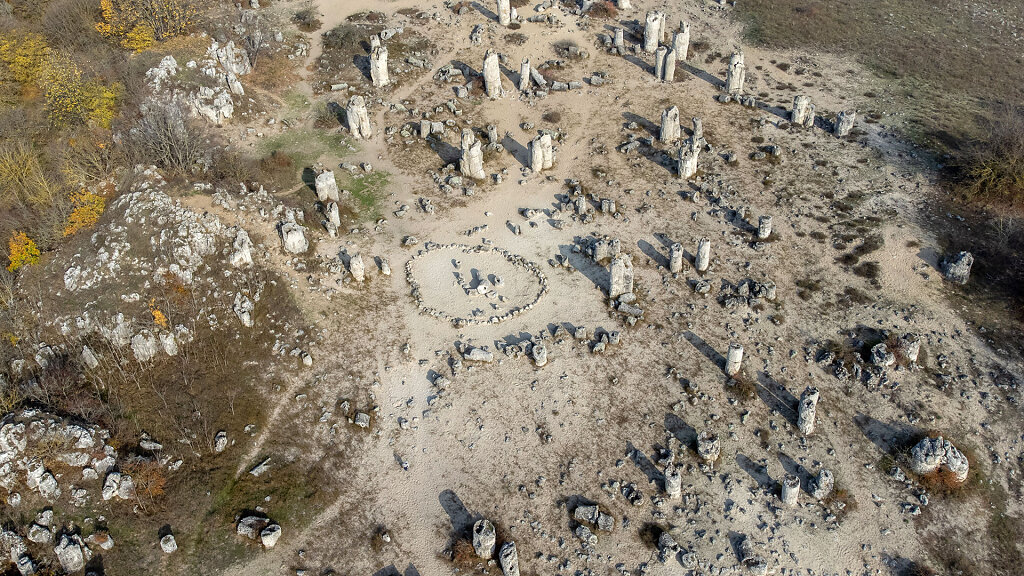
top-left (956, 105), bottom-right (1024, 204)
top-left (124, 99), bottom-right (207, 174)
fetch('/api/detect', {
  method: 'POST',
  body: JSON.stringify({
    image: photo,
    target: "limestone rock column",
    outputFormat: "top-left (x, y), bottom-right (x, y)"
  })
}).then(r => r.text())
top-left (663, 49), bottom-right (676, 82)
top-left (669, 243), bottom-right (683, 273)
top-left (660, 106), bottom-right (680, 142)
top-left (797, 386), bottom-right (819, 435)
top-left (644, 11), bottom-right (662, 52)
top-left (664, 465), bottom-right (682, 499)
top-left (781, 474), bottom-right (800, 507)
top-left (370, 44), bottom-right (389, 87)
top-left (483, 50), bottom-right (502, 98)
top-left (497, 0), bottom-right (511, 26)
top-left (695, 237), bottom-right (710, 272)
top-left (460, 129), bottom-right (486, 180)
top-left (345, 95), bottom-right (372, 139)
top-left (654, 46), bottom-right (668, 81)
top-left (499, 542), bottom-right (520, 576)
top-left (678, 141), bottom-right (699, 179)
top-left (792, 95), bottom-right (814, 127)
top-left (757, 215), bottom-right (773, 240)
top-left (692, 117), bottom-right (704, 144)
top-left (614, 28), bottom-right (625, 53)
top-left (834, 110), bottom-right (856, 137)
top-left (609, 254), bottom-right (634, 298)
top-left (674, 21), bottom-right (690, 61)
top-left (472, 520), bottom-right (496, 558)
top-left (518, 58), bottom-right (531, 91)
top-left (348, 253), bottom-right (365, 282)
top-left (725, 51), bottom-right (745, 94)
top-left (725, 342), bottom-right (743, 376)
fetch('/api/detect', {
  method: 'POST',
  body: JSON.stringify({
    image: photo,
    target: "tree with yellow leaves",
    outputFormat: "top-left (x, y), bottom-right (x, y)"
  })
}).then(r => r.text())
top-left (7, 232), bottom-right (40, 272)
top-left (42, 54), bottom-right (122, 128)
top-left (0, 32), bottom-right (51, 85)
top-left (63, 189), bottom-right (106, 237)
top-left (96, 0), bottom-right (197, 51)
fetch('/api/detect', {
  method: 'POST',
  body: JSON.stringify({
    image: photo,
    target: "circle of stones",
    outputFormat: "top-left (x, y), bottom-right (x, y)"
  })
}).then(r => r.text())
top-left (405, 242), bottom-right (548, 326)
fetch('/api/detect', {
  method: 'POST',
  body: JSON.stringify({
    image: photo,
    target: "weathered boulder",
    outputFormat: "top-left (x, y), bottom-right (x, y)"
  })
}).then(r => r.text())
top-left (910, 436), bottom-right (969, 482)
top-left (472, 519), bottom-right (496, 558)
top-left (160, 534), bottom-right (177, 553)
top-left (941, 251), bottom-right (973, 285)
top-left (499, 541), bottom-right (519, 576)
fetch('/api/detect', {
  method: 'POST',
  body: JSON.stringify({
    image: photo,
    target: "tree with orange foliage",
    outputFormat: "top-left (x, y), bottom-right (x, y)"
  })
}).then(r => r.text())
top-left (7, 232), bottom-right (40, 272)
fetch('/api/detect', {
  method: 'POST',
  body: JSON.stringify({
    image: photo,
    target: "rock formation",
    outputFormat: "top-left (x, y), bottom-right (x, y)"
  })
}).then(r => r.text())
top-left (370, 42), bottom-right (389, 87)
top-left (725, 51), bottom-right (746, 94)
top-left (660, 106), bottom-right (681, 142)
top-left (781, 474), bottom-right (800, 507)
top-left (644, 11), bottom-right (664, 52)
top-left (695, 237), bottom-right (711, 272)
top-left (609, 254), bottom-right (634, 298)
top-left (345, 95), bottom-right (372, 139)
top-left (725, 342), bottom-right (743, 376)
top-left (674, 21), bottom-right (690, 61)
top-left (497, 0), bottom-right (511, 26)
top-left (757, 215), bottom-right (773, 240)
top-left (911, 436), bottom-right (969, 482)
top-left (529, 133), bottom-right (554, 172)
top-left (834, 110), bottom-right (856, 137)
top-left (472, 519), bottom-right (496, 558)
top-left (792, 95), bottom-right (815, 128)
top-left (669, 243), bottom-right (683, 273)
top-left (315, 170), bottom-right (340, 202)
top-left (678, 139), bottom-right (700, 179)
top-left (941, 251), bottom-right (973, 284)
top-left (483, 50), bottom-right (502, 98)
top-left (460, 129), bottom-right (486, 180)
top-left (797, 386), bottom-right (819, 435)
top-left (664, 465), bottom-right (682, 498)
top-left (518, 58), bottom-right (531, 91)
top-left (499, 541), bottom-right (520, 576)
top-left (810, 469), bottom-right (834, 500)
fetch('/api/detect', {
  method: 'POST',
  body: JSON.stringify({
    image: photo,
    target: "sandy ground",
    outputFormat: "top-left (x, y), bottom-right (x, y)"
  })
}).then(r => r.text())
top-left (204, 0), bottom-right (1024, 575)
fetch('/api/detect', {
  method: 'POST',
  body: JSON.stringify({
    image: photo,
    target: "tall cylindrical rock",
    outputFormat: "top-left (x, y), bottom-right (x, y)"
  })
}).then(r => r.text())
top-left (757, 215), bottom-right (773, 240)
top-left (519, 58), bottom-right (531, 91)
top-left (664, 465), bottom-right (682, 499)
top-left (654, 46), bottom-right (667, 81)
top-left (609, 254), bottom-right (634, 298)
top-left (792, 95), bottom-right (814, 127)
top-left (349, 253), bottom-right (365, 282)
top-left (780, 474), bottom-right (800, 507)
top-left (678, 145), bottom-right (699, 179)
top-left (483, 50), bottom-right (502, 98)
top-left (460, 129), bottom-right (486, 180)
top-left (797, 386), bottom-right (819, 435)
top-left (539, 133), bottom-right (553, 169)
top-left (346, 95), bottom-right (372, 139)
top-left (673, 21), bottom-right (690, 61)
top-left (614, 28), bottom-right (625, 52)
top-left (725, 51), bottom-right (745, 94)
top-left (660, 106), bottom-right (680, 142)
top-left (663, 49), bottom-right (676, 82)
top-left (669, 243), bottom-right (683, 273)
top-left (644, 11), bottom-right (661, 52)
top-left (695, 237), bottom-right (710, 272)
top-left (530, 136), bottom-right (544, 172)
top-left (725, 342), bottom-right (743, 376)
top-left (692, 117), bottom-right (704, 143)
top-left (834, 110), bottom-right (856, 137)
top-left (370, 45), bottom-right (389, 86)
top-left (497, 0), bottom-right (511, 26)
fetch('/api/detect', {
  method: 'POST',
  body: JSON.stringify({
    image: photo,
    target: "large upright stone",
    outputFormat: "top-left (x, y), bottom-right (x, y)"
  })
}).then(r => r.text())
top-left (797, 386), bottom-right (819, 435)
top-left (834, 110), bottom-right (856, 137)
top-left (660, 106), bottom-right (681, 142)
top-left (726, 51), bottom-right (745, 94)
top-left (780, 474), bottom-right (800, 507)
top-left (757, 215), bottom-right (773, 240)
top-left (725, 342), bottom-right (743, 376)
top-left (910, 436), bottom-right (969, 482)
top-left (664, 465), bottom-right (682, 498)
top-left (791, 95), bottom-right (815, 128)
top-left (613, 28), bottom-right (625, 53)
top-left (654, 46), bottom-right (668, 80)
top-left (673, 21), bottom-right (690, 61)
top-left (609, 254), bottom-right (634, 298)
top-left (348, 253), bottom-right (365, 282)
top-left (663, 49), bottom-right (676, 82)
top-left (669, 243), bottom-right (683, 273)
top-left (483, 50), bottom-right (502, 98)
top-left (678, 140), bottom-right (699, 178)
top-left (315, 170), bottom-right (340, 202)
top-left (810, 469), bottom-right (834, 500)
top-left (346, 95), bottom-right (372, 139)
top-left (472, 520), bottom-right (496, 558)
top-left (518, 58), bottom-right (531, 91)
top-left (695, 237), bottom-right (711, 272)
top-left (460, 129), bottom-right (486, 180)
top-left (497, 0), bottom-right (511, 25)
top-left (370, 43), bottom-right (389, 87)
top-left (279, 222), bottom-right (308, 253)
top-left (529, 133), bottom-right (554, 172)
top-left (644, 11), bottom-right (663, 52)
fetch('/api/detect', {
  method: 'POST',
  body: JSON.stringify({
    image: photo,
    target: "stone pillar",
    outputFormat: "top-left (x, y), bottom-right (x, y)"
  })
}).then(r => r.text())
top-left (530, 136), bottom-right (544, 172)
top-left (797, 386), bottom-right (819, 435)
top-left (519, 58), bottom-right (531, 91)
top-left (618, 0), bottom-right (630, 9)
top-left (349, 253), bottom-right (365, 282)
top-left (696, 431), bottom-right (720, 465)
top-left (810, 469), bottom-right (834, 500)
top-left (314, 170), bottom-right (340, 202)
top-left (664, 465), bottom-right (682, 499)
top-left (472, 520), bottom-right (496, 558)
top-left (369, 34), bottom-right (381, 50)
top-left (460, 129), bottom-right (486, 180)
top-left (725, 51), bottom-right (745, 95)
top-left (660, 106), bottom-right (680, 142)
top-left (644, 11), bottom-right (662, 52)
top-left (695, 237), bottom-right (710, 272)
top-left (678, 143), bottom-right (699, 179)
top-left (370, 45), bottom-right (389, 87)
top-left (483, 50), bottom-right (502, 98)
top-left (757, 215), bottom-right (773, 240)
top-left (663, 49), bottom-right (676, 82)
top-left (614, 28), bottom-right (625, 53)
top-left (499, 542), bottom-right (520, 576)
top-left (780, 474), bottom-right (800, 507)
top-left (497, 0), bottom-right (511, 26)
top-left (325, 202), bottom-right (341, 227)
top-left (657, 12), bottom-right (667, 42)
top-left (792, 95), bottom-right (814, 127)
top-left (669, 243), bottom-right (683, 273)
top-left (609, 254), bottom-right (634, 298)
top-left (692, 117), bottom-right (704, 144)
top-left (725, 342), bottom-right (743, 376)
top-left (345, 95), bottom-right (372, 139)
top-left (834, 110), bottom-right (855, 137)
top-left (540, 133), bottom-right (553, 169)
top-left (654, 46), bottom-right (668, 81)
top-left (901, 334), bottom-right (921, 364)
top-left (674, 21), bottom-right (690, 61)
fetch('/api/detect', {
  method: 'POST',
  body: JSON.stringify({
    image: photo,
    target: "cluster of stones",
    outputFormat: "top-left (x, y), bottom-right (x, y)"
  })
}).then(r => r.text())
top-left (910, 436), bottom-right (969, 482)
top-left (817, 332), bottom-right (922, 385)
top-left (405, 243), bottom-right (548, 326)
top-left (469, 518), bottom-right (520, 576)
top-left (237, 515), bottom-right (283, 549)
